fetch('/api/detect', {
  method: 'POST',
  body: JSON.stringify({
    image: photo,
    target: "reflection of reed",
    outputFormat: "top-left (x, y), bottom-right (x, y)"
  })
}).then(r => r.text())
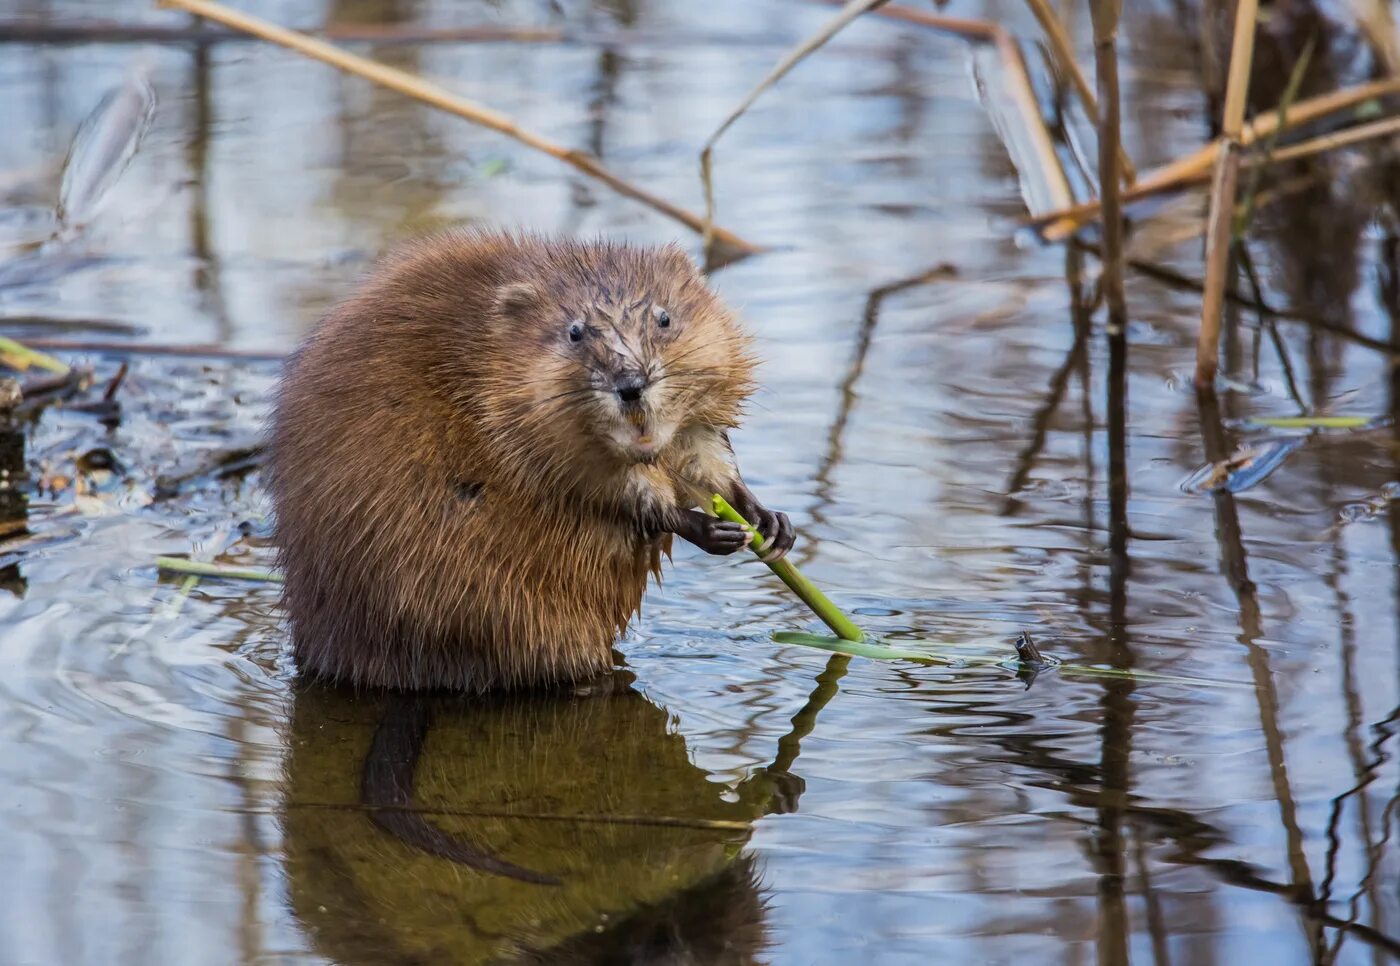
top-left (1196, 389), bottom-right (1323, 952)
top-left (804, 262), bottom-right (957, 549)
top-left (187, 42), bottom-right (230, 345)
top-left (1096, 230), bottom-right (1135, 966)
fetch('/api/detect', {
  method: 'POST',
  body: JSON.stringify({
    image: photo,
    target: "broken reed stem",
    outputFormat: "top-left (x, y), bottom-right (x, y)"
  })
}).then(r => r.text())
top-left (993, 31), bottom-right (1076, 213)
top-left (1196, 0), bottom-right (1259, 391)
top-left (1088, 0), bottom-right (1127, 333)
top-left (711, 494), bottom-right (864, 643)
top-left (1032, 75), bottom-right (1400, 240)
top-left (156, 0), bottom-right (763, 259)
top-left (1024, 0), bottom-right (1136, 183)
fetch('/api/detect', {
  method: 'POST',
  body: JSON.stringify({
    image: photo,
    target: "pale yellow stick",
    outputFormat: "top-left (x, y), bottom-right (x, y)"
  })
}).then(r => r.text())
top-left (1033, 76), bottom-right (1400, 240)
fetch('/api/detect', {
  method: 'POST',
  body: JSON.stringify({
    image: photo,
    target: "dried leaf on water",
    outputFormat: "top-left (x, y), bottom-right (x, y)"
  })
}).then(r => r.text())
top-left (56, 64), bottom-right (156, 230)
top-left (1181, 437), bottom-right (1304, 494)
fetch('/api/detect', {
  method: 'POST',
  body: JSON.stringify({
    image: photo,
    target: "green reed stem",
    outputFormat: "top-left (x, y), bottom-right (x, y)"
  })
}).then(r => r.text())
top-left (711, 493), bottom-right (864, 643)
top-left (0, 336), bottom-right (70, 375)
top-left (156, 556), bottom-right (283, 582)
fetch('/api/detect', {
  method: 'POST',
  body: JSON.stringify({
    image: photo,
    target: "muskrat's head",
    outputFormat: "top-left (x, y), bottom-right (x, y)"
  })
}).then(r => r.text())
top-left (489, 242), bottom-right (756, 469)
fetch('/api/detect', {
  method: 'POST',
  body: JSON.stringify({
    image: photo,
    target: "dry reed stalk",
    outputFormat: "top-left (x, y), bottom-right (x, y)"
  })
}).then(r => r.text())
top-left (1088, 0), bottom-right (1126, 332)
top-left (157, 0), bottom-right (763, 258)
top-left (1195, 0), bottom-right (1259, 390)
top-left (1025, 0), bottom-right (1136, 183)
top-left (1352, 0), bottom-right (1400, 75)
top-left (1248, 113), bottom-right (1400, 166)
top-left (992, 31), bottom-right (1076, 213)
top-left (814, 0), bottom-right (998, 41)
top-left (1032, 76), bottom-right (1400, 240)
top-left (0, 20), bottom-right (569, 45)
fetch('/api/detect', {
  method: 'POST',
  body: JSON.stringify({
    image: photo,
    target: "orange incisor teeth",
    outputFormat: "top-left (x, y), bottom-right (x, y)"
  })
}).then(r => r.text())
top-left (627, 410), bottom-right (646, 427)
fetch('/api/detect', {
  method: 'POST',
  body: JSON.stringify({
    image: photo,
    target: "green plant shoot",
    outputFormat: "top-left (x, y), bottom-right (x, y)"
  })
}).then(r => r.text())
top-left (710, 493), bottom-right (864, 643)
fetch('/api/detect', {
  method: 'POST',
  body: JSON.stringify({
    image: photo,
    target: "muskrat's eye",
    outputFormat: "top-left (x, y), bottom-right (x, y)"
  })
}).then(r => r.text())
top-left (653, 306), bottom-right (671, 329)
top-left (567, 320), bottom-right (585, 343)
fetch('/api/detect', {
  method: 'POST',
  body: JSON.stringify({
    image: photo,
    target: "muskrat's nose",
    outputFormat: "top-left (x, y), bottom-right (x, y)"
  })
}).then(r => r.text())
top-left (614, 374), bottom-right (646, 405)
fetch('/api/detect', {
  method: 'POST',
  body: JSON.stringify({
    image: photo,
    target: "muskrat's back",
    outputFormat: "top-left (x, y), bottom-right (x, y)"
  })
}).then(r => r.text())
top-left (269, 230), bottom-right (773, 691)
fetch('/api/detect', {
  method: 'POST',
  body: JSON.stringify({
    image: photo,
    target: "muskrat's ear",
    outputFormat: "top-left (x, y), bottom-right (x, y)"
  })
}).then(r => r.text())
top-left (494, 282), bottom-right (541, 318)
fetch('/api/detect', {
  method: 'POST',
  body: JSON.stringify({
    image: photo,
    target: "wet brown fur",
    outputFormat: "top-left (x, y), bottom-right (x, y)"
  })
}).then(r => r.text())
top-left (268, 230), bottom-right (757, 691)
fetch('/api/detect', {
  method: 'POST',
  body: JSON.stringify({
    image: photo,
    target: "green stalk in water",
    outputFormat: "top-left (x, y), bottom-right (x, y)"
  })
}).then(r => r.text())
top-left (0, 336), bottom-right (69, 376)
top-left (710, 493), bottom-right (864, 643)
top-left (156, 556), bottom-right (283, 582)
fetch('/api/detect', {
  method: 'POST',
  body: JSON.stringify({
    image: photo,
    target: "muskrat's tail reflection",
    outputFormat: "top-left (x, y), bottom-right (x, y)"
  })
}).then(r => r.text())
top-left (360, 694), bottom-right (560, 885)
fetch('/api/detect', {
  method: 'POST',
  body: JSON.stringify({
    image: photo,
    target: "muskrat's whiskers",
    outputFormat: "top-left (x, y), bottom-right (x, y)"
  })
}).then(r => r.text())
top-left (516, 384), bottom-right (598, 415)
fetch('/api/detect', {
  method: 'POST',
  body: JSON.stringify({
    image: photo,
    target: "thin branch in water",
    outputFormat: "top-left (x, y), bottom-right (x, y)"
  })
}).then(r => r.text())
top-left (156, 0), bottom-right (763, 260)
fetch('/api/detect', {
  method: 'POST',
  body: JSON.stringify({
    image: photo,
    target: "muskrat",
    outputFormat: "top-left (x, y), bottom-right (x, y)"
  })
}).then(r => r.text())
top-left (269, 230), bottom-right (794, 692)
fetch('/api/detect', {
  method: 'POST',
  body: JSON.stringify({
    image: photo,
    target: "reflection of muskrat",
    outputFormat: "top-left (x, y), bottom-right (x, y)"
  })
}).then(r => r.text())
top-left (270, 230), bottom-right (793, 691)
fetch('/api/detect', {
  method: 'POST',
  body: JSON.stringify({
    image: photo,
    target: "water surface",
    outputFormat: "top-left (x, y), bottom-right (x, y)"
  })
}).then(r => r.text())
top-left (0, 1), bottom-right (1397, 963)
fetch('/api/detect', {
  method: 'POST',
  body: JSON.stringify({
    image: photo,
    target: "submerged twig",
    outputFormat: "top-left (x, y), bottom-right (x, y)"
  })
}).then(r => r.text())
top-left (157, 0), bottom-right (763, 259)
top-left (1196, 0), bottom-right (1259, 390)
top-left (154, 443), bottom-right (265, 498)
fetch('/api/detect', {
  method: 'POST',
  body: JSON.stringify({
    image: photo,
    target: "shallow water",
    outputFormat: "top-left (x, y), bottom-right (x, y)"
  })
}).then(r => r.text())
top-left (0, 1), bottom-right (1397, 963)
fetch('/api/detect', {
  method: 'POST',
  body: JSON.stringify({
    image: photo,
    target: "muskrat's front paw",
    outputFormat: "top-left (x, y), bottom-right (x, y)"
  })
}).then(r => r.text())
top-left (693, 518), bottom-right (751, 556)
top-left (751, 506), bottom-right (795, 562)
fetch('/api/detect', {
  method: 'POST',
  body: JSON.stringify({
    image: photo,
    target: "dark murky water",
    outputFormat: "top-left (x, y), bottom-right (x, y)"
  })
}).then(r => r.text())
top-left (1, 1), bottom-right (1397, 963)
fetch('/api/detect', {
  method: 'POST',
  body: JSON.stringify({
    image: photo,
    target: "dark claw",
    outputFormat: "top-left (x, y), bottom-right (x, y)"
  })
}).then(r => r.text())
top-left (756, 509), bottom-right (795, 562)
